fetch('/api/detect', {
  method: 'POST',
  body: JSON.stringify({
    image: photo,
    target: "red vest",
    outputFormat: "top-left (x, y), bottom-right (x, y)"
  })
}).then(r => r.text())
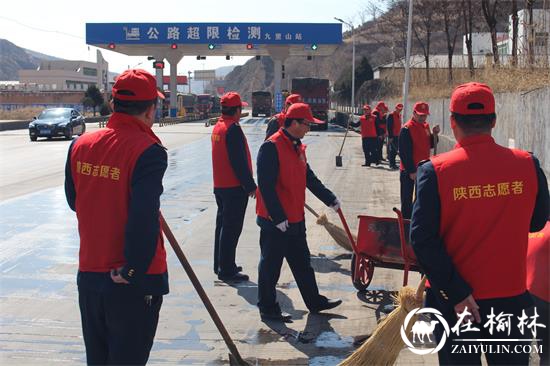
top-left (256, 130), bottom-right (307, 223)
top-left (360, 114), bottom-right (377, 138)
top-left (431, 135), bottom-right (537, 300)
top-left (400, 119), bottom-right (431, 171)
top-left (391, 111), bottom-right (402, 136)
top-left (212, 115), bottom-right (253, 188)
top-left (71, 113), bottom-right (167, 274)
top-left (527, 221), bottom-right (550, 301)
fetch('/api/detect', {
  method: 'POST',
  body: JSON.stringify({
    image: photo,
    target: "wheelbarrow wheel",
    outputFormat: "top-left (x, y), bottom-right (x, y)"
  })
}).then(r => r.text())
top-left (351, 253), bottom-right (374, 292)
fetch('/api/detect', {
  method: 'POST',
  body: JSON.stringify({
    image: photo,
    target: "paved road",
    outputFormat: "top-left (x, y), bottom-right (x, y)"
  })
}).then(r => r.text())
top-left (0, 118), bottom-right (434, 365)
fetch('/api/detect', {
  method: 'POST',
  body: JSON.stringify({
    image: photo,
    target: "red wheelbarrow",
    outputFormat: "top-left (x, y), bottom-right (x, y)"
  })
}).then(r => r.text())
top-left (337, 208), bottom-right (422, 292)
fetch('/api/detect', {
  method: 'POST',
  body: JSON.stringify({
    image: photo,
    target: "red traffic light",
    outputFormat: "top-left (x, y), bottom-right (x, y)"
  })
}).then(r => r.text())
top-left (246, 43), bottom-right (254, 50)
top-left (108, 43), bottom-right (116, 49)
top-left (170, 43), bottom-right (178, 49)
top-left (153, 61), bottom-right (165, 69)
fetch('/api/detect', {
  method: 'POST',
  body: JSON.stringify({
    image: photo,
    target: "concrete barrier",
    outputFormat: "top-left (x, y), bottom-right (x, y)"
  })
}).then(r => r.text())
top-left (425, 86), bottom-right (550, 175)
top-left (0, 120), bottom-right (32, 131)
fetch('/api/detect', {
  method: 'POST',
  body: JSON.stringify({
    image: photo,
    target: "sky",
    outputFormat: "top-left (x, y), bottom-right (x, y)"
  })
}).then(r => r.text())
top-left (0, 0), bottom-right (374, 76)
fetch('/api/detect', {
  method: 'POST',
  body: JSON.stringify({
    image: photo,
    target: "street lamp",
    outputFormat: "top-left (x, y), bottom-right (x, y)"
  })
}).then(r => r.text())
top-left (335, 17), bottom-right (355, 113)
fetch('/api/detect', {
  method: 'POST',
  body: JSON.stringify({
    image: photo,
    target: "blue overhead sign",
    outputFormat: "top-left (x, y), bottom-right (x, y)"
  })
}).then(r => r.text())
top-left (86, 23), bottom-right (342, 45)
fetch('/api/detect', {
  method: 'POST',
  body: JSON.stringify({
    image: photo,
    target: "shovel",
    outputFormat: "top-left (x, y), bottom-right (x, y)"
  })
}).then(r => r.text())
top-left (160, 213), bottom-right (251, 366)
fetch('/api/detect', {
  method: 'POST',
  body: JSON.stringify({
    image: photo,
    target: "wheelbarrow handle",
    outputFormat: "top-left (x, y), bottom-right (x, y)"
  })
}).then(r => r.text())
top-left (337, 208), bottom-right (357, 249)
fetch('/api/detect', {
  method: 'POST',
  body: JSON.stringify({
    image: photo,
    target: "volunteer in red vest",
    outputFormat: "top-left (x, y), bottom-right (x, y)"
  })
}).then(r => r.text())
top-left (211, 91), bottom-right (256, 282)
top-left (411, 82), bottom-right (549, 365)
top-left (387, 103), bottom-right (403, 170)
top-left (398, 101), bottom-right (440, 218)
top-left (351, 104), bottom-right (378, 166)
top-left (256, 102), bottom-right (342, 322)
top-left (64, 69), bottom-right (168, 365)
top-left (265, 93), bottom-right (302, 139)
top-left (527, 219), bottom-right (550, 365)
top-left (373, 101), bottom-right (389, 163)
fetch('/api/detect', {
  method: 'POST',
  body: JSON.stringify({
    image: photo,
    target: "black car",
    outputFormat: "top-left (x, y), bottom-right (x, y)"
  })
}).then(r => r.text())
top-left (29, 108), bottom-right (86, 141)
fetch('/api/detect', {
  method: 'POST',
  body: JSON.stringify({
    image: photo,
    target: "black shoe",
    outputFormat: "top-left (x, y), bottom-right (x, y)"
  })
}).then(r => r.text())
top-left (215, 266), bottom-right (242, 276)
top-left (389, 165), bottom-right (398, 170)
top-left (260, 310), bottom-right (292, 322)
top-left (217, 272), bottom-right (249, 282)
top-left (361, 163), bottom-right (371, 167)
top-left (310, 298), bottom-right (342, 313)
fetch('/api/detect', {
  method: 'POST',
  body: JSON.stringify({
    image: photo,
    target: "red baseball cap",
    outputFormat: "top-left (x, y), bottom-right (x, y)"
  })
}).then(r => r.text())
top-left (112, 69), bottom-right (164, 101)
top-left (363, 104), bottom-right (371, 110)
top-left (375, 101), bottom-right (388, 112)
top-left (285, 103), bottom-right (323, 124)
top-left (413, 102), bottom-right (430, 116)
top-left (221, 92), bottom-right (247, 107)
top-left (450, 82), bottom-right (495, 115)
top-left (285, 93), bottom-right (302, 105)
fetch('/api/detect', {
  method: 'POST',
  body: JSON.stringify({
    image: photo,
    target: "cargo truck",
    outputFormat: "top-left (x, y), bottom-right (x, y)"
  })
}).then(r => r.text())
top-left (291, 78), bottom-right (330, 131)
top-left (251, 91), bottom-right (272, 117)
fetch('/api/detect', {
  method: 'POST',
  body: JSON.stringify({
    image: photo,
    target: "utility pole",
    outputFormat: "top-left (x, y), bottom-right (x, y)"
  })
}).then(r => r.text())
top-left (403, 0), bottom-right (414, 119)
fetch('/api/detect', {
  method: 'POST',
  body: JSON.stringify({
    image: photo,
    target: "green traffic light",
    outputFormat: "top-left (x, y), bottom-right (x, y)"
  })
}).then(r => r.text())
top-left (311, 44), bottom-right (318, 51)
top-left (208, 44), bottom-right (215, 50)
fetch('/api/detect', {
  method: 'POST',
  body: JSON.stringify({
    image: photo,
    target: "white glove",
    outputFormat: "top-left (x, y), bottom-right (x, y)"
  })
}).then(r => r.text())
top-left (275, 220), bottom-right (289, 233)
top-left (329, 198), bottom-right (341, 213)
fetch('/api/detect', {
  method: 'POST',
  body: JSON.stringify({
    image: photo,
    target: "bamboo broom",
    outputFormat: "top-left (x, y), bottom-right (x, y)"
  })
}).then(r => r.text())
top-left (304, 203), bottom-right (355, 251)
top-left (339, 277), bottom-right (427, 366)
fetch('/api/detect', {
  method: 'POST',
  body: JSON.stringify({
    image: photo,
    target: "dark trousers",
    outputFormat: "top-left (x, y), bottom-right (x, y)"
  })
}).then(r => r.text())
top-left (388, 136), bottom-right (399, 167)
top-left (426, 289), bottom-right (532, 365)
top-left (376, 137), bottom-right (385, 161)
top-left (79, 287), bottom-right (162, 365)
top-left (362, 137), bottom-right (378, 165)
top-left (257, 227), bottom-right (326, 313)
top-left (400, 170), bottom-right (415, 219)
top-left (530, 294), bottom-right (549, 365)
top-left (214, 190), bottom-right (249, 275)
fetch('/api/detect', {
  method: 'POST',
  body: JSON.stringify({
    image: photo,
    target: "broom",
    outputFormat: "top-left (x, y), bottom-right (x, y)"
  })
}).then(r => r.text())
top-left (304, 203), bottom-right (355, 251)
top-left (160, 213), bottom-right (251, 366)
top-left (339, 276), bottom-right (427, 366)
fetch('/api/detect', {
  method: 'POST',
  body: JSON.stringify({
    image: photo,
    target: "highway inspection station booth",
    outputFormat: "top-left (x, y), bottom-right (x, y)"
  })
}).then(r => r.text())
top-left (86, 23), bottom-right (342, 116)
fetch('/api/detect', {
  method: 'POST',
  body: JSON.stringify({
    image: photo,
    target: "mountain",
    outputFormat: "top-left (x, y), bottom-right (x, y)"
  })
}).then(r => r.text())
top-left (215, 65), bottom-right (237, 78)
top-left (223, 1), bottom-right (534, 102)
top-left (0, 39), bottom-right (63, 81)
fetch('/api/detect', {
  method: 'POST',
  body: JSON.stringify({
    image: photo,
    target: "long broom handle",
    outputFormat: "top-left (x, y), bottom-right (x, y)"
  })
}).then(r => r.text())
top-left (159, 213), bottom-right (248, 366)
top-left (337, 113), bottom-right (353, 157)
top-left (304, 203), bottom-right (320, 219)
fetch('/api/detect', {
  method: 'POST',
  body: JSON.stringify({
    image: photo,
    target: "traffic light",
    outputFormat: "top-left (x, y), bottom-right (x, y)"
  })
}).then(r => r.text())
top-left (246, 43), bottom-right (254, 50)
top-left (108, 43), bottom-right (116, 49)
top-left (255, 55), bottom-right (261, 60)
top-left (170, 43), bottom-right (178, 49)
top-left (208, 43), bottom-right (215, 50)
top-left (311, 44), bottom-right (318, 51)
top-left (153, 60), bottom-right (165, 69)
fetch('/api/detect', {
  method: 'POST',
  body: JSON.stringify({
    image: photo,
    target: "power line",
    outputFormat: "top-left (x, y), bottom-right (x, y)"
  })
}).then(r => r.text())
top-left (0, 16), bottom-right (83, 40)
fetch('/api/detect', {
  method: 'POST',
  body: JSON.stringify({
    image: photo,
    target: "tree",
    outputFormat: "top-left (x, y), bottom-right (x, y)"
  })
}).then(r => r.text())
top-left (511, 0), bottom-right (519, 66)
top-left (461, 0), bottom-right (476, 76)
top-left (526, 0), bottom-right (535, 66)
top-left (439, 2), bottom-right (462, 82)
top-left (334, 56), bottom-right (375, 104)
top-left (412, 0), bottom-right (439, 83)
top-left (82, 85), bottom-right (104, 116)
top-left (481, 0), bottom-right (501, 66)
